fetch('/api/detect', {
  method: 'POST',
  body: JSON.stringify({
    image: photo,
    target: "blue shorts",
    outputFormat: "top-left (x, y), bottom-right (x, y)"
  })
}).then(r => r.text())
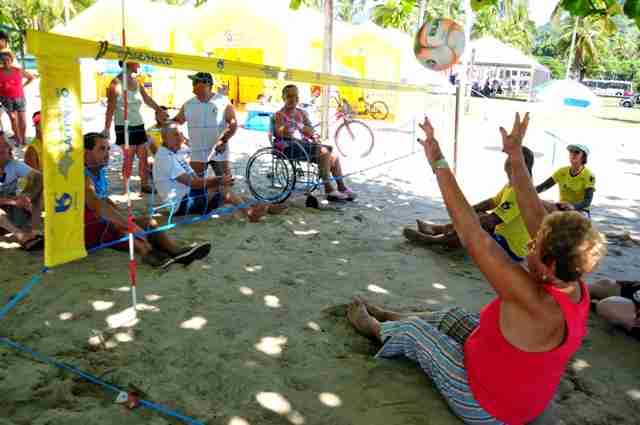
top-left (492, 233), bottom-right (524, 262)
top-left (174, 188), bottom-right (222, 216)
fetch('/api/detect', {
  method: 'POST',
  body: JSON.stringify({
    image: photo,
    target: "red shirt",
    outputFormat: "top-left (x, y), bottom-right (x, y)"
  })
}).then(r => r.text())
top-left (464, 280), bottom-right (590, 424)
top-left (0, 67), bottom-right (25, 99)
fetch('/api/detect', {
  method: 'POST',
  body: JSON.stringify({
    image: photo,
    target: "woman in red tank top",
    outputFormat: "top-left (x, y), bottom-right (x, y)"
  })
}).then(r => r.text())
top-left (0, 51), bottom-right (34, 146)
top-left (347, 113), bottom-right (607, 424)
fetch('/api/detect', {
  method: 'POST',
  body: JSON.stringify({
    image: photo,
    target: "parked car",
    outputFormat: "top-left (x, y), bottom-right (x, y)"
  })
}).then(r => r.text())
top-left (620, 94), bottom-right (640, 108)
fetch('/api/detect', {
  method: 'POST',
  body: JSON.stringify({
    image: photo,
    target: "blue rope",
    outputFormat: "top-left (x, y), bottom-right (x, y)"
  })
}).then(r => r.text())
top-left (0, 268), bottom-right (47, 322)
top-left (0, 337), bottom-right (204, 425)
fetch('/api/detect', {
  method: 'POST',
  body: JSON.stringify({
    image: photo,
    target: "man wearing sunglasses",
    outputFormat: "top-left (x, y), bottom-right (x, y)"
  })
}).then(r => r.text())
top-left (536, 144), bottom-right (595, 217)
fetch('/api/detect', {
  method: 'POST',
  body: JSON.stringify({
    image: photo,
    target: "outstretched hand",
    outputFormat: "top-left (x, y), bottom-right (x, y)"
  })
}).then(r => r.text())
top-left (500, 112), bottom-right (530, 155)
top-left (417, 116), bottom-right (444, 167)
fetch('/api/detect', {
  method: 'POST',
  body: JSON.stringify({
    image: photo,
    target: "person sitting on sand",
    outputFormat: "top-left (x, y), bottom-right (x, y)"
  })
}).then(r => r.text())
top-left (0, 132), bottom-right (43, 250)
top-left (404, 146), bottom-right (535, 262)
top-left (536, 144), bottom-right (595, 217)
top-left (153, 122), bottom-right (282, 222)
top-left (347, 113), bottom-right (606, 425)
top-left (275, 84), bottom-right (356, 202)
top-left (24, 111), bottom-right (42, 171)
top-left (83, 132), bottom-right (211, 268)
top-left (589, 279), bottom-right (639, 340)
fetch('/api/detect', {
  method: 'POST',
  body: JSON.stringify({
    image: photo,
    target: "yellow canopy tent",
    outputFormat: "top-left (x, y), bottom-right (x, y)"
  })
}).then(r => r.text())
top-left (52, 0), bottom-right (194, 106)
top-left (186, 0), bottom-right (312, 105)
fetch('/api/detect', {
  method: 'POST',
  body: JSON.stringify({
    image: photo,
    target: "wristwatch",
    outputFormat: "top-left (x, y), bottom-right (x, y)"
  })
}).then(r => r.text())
top-left (432, 158), bottom-right (449, 173)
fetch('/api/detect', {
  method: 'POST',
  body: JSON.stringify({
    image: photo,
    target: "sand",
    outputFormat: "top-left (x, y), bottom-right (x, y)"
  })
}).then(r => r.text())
top-left (1, 96), bottom-right (640, 425)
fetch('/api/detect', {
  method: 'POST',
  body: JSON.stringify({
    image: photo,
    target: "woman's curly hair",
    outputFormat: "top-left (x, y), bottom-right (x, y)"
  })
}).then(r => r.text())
top-left (539, 212), bottom-right (607, 282)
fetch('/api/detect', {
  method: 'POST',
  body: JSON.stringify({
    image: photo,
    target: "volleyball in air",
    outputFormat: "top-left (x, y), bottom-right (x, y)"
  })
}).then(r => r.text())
top-left (414, 18), bottom-right (466, 71)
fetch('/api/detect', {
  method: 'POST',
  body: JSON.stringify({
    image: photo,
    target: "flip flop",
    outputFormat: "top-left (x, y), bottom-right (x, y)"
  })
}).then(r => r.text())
top-left (22, 235), bottom-right (44, 252)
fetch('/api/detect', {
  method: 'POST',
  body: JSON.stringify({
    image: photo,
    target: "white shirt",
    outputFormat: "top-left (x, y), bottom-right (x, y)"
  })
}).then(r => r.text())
top-left (0, 160), bottom-right (32, 198)
top-left (183, 94), bottom-right (230, 162)
top-left (153, 146), bottom-right (194, 203)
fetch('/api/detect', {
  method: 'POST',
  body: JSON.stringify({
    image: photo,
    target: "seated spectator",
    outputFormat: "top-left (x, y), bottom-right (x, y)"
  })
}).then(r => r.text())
top-left (275, 84), bottom-right (356, 202)
top-left (153, 123), bottom-right (278, 222)
top-left (83, 132), bottom-right (210, 268)
top-left (589, 279), bottom-right (639, 339)
top-left (348, 113), bottom-right (607, 425)
top-left (0, 51), bottom-right (34, 146)
top-left (404, 146), bottom-right (536, 262)
top-left (0, 132), bottom-right (43, 250)
top-left (536, 144), bottom-right (595, 217)
top-left (24, 111), bottom-right (42, 171)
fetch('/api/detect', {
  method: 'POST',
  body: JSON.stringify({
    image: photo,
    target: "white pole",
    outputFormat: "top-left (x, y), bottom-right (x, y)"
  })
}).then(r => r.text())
top-left (121, 0), bottom-right (137, 317)
top-left (321, 0), bottom-right (334, 141)
top-left (63, 0), bottom-right (70, 26)
top-left (417, 0), bottom-right (427, 29)
top-left (565, 17), bottom-right (579, 80)
top-left (453, 0), bottom-right (474, 175)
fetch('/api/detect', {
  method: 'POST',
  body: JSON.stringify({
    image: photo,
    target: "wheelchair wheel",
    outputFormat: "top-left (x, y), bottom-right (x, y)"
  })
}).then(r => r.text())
top-left (245, 147), bottom-right (296, 203)
top-left (285, 140), bottom-right (321, 195)
top-left (334, 119), bottom-right (375, 158)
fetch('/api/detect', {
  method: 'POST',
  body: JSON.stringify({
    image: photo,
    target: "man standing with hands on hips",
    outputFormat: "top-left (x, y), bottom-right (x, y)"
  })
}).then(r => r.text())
top-left (173, 72), bottom-right (237, 177)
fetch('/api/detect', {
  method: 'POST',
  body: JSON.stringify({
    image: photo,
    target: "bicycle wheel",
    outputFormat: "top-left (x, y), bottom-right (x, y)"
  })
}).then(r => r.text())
top-left (369, 101), bottom-right (389, 121)
top-left (334, 119), bottom-right (375, 158)
top-left (245, 147), bottom-right (296, 203)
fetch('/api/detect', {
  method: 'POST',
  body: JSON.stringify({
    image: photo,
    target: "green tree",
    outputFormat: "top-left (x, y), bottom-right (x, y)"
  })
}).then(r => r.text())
top-left (472, 1), bottom-right (536, 53)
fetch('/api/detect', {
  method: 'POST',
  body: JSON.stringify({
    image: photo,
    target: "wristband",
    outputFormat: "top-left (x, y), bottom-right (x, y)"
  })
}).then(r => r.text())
top-left (432, 158), bottom-right (449, 173)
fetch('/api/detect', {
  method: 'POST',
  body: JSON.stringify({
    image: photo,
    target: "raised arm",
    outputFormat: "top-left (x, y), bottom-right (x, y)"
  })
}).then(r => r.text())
top-left (139, 83), bottom-right (167, 122)
top-left (418, 117), bottom-right (535, 303)
top-left (500, 113), bottom-right (547, 238)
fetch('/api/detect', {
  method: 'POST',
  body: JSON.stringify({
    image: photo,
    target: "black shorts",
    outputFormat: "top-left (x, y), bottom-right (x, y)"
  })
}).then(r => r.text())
top-left (619, 281), bottom-right (640, 309)
top-left (115, 124), bottom-right (148, 146)
top-left (174, 188), bottom-right (223, 216)
top-left (281, 140), bottom-right (331, 163)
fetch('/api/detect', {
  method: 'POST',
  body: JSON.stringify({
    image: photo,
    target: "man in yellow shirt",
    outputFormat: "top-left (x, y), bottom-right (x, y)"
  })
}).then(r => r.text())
top-left (404, 146), bottom-right (534, 262)
top-left (536, 144), bottom-right (595, 217)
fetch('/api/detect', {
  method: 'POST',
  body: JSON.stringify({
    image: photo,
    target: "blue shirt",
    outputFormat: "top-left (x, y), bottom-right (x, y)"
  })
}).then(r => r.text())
top-left (85, 167), bottom-right (109, 199)
top-left (0, 160), bottom-right (32, 198)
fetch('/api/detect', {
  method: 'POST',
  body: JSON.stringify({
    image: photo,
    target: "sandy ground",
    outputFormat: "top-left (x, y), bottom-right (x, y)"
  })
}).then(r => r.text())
top-left (1, 90), bottom-right (640, 425)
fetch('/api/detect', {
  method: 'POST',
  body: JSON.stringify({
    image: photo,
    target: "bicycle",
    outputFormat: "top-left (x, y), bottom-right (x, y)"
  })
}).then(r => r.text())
top-left (313, 96), bottom-right (375, 159)
top-left (357, 95), bottom-right (390, 121)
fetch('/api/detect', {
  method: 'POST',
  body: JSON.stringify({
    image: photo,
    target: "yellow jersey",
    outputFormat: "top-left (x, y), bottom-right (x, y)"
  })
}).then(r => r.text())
top-left (24, 138), bottom-right (42, 167)
top-left (492, 185), bottom-right (530, 258)
top-left (552, 166), bottom-right (596, 210)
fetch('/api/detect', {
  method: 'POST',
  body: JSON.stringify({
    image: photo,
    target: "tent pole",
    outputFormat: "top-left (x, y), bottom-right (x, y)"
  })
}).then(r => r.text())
top-left (321, 0), bottom-right (334, 141)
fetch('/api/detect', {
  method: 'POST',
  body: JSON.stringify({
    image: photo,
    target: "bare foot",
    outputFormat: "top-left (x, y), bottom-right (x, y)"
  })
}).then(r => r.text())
top-left (347, 297), bottom-right (381, 341)
top-left (416, 219), bottom-right (439, 235)
top-left (247, 204), bottom-right (269, 223)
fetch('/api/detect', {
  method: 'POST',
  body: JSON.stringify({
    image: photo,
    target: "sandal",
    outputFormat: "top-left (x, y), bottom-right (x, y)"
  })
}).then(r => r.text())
top-left (327, 190), bottom-right (348, 203)
top-left (339, 187), bottom-right (357, 201)
top-left (22, 235), bottom-right (44, 252)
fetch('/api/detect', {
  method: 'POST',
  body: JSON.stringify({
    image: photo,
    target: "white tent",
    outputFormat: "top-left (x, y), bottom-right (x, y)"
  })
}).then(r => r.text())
top-left (467, 37), bottom-right (551, 99)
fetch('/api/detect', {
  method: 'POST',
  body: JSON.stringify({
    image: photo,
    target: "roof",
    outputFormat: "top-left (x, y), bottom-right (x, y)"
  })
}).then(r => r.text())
top-left (470, 37), bottom-right (549, 71)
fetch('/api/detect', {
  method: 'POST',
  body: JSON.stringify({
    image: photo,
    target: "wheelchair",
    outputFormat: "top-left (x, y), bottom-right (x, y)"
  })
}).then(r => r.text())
top-left (245, 115), bottom-right (320, 204)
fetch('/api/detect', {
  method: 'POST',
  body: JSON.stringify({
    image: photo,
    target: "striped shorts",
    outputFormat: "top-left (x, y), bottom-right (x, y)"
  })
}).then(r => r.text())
top-left (376, 307), bottom-right (504, 425)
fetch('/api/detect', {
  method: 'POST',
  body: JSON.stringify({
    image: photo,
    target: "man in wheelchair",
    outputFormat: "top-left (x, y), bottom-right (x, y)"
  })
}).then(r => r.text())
top-left (275, 84), bottom-right (356, 202)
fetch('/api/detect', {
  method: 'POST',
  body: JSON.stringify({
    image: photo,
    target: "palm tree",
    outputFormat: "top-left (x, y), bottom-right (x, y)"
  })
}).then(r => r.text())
top-left (472, 0), bottom-right (535, 53)
top-left (558, 16), bottom-right (608, 80)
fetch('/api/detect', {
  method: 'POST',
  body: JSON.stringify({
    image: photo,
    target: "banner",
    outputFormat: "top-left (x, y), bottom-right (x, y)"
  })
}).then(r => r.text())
top-left (38, 55), bottom-right (86, 267)
top-left (27, 30), bottom-right (432, 93)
